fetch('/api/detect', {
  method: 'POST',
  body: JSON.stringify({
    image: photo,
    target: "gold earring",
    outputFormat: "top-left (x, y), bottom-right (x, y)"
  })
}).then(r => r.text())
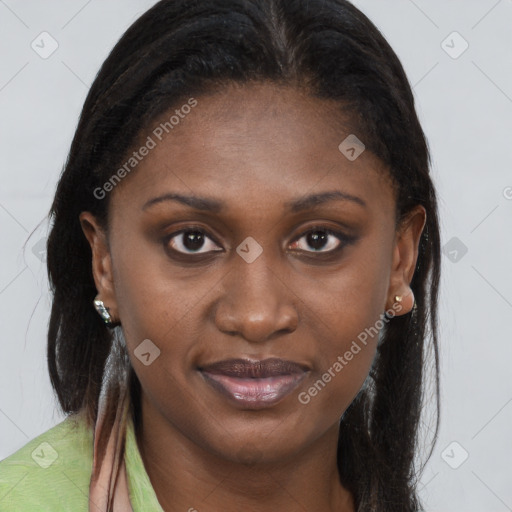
top-left (394, 295), bottom-right (403, 303)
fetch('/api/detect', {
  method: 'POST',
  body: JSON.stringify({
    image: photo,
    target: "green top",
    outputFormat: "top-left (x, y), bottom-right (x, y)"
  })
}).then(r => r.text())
top-left (0, 413), bottom-right (164, 511)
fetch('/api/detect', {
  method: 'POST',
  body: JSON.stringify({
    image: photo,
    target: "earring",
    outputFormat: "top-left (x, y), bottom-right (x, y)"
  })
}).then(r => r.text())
top-left (394, 295), bottom-right (403, 303)
top-left (93, 296), bottom-right (117, 328)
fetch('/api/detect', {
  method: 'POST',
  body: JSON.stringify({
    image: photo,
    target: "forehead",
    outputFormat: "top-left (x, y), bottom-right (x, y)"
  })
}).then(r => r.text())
top-left (110, 82), bottom-right (395, 218)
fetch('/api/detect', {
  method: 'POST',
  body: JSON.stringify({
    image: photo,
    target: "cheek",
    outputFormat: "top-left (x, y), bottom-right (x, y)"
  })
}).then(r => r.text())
top-left (297, 250), bottom-right (390, 412)
top-left (294, 313), bottom-right (380, 430)
top-left (112, 250), bottom-right (209, 428)
top-left (112, 237), bottom-right (209, 348)
top-left (299, 303), bottom-right (381, 418)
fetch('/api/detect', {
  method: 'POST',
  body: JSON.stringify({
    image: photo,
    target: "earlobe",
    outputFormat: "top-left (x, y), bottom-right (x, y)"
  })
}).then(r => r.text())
top-left (388, 290), bottom-right (415, 317)
top-left (79, 211), bottom-right (120, 325)
top-left (385, 205), bottom-right (426, 316)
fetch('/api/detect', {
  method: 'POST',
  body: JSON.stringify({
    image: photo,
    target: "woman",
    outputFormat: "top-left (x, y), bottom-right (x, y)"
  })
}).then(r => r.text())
top-left (0, 0), bottom-right (440, 510)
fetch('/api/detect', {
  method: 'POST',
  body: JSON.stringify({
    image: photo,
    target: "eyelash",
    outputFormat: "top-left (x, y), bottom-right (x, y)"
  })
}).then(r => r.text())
top-left (162, 225), bottom-right (355, 259)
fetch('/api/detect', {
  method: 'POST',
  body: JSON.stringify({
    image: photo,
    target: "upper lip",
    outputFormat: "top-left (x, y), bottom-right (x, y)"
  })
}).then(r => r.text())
top-left (198, 358), bottom-right (310, 378)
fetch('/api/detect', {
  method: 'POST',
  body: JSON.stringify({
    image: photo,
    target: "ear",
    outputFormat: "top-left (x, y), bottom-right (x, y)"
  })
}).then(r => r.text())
top-left (386, 205), bottom-right (426, 316)
top-left (79, 211), bottom-right (119, 323)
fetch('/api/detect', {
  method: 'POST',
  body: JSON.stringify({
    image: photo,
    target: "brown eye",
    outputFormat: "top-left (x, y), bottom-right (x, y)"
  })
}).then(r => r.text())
top-left (165, 229), bottom-right (222, 255)
top-left (289, 228), bottom-right (346, 253)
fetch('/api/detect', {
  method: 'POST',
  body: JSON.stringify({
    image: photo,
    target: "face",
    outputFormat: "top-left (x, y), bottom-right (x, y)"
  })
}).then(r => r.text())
top-left (80, 82), bottom-right (425, 465)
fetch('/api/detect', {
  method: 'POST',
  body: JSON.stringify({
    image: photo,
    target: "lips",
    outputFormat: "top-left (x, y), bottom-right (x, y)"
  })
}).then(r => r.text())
top-left (198, 358), bottom-right (310, 409)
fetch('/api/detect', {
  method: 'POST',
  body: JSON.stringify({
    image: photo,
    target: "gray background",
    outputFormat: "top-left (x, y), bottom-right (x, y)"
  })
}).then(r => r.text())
top-left (1, 1), bottom-right (511, 510)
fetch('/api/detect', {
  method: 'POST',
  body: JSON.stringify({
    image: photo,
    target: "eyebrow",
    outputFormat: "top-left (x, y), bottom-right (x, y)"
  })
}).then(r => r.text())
top-left (142, 193), bottom-right (223, 212)
top-left (142, 190), bottom-right (366, 212)
top-left (284, 190), bottom-right (366, 211)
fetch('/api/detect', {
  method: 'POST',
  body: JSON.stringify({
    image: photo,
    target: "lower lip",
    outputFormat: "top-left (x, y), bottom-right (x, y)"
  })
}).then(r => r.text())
top-left (200, 371), bottom-right (307, 409)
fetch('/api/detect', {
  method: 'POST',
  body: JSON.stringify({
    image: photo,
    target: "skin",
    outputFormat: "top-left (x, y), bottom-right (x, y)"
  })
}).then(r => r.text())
top-left (80, 82), bottom-right (425, 512)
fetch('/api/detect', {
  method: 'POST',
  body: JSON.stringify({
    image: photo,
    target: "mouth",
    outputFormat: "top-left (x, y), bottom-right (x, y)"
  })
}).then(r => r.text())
top-left (198, 358), bottom-right (310, 410)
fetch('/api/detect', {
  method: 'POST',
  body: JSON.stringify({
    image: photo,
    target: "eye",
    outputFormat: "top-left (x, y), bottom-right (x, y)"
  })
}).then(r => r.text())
top-left (289, 228), bottom-right (349, 253)
top-left (165, 228), bottom-right (222, 255)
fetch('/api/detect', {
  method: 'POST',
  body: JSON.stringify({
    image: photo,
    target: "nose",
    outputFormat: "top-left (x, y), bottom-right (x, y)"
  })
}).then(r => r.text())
top-left (213, 252), bottom-right (299, 344)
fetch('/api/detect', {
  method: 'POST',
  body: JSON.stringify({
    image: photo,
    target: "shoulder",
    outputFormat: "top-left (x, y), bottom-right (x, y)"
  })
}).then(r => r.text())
top-left (0, 413), bottom-right (94, 512)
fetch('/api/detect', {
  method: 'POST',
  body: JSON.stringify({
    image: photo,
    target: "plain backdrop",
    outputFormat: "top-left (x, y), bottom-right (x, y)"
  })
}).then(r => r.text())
top-left (1, 1), bottom-right (511, 510)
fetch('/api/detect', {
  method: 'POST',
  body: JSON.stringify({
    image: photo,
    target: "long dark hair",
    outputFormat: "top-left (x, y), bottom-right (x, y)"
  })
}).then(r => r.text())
top-left (46, 1), bottom-right (440, 510)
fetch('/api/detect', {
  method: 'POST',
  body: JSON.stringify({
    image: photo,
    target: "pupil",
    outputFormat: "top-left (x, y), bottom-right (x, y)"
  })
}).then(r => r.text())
top-left (184, 231), bottom-right (204, 250)
top-left (307, 231), bottom-right (327, 250)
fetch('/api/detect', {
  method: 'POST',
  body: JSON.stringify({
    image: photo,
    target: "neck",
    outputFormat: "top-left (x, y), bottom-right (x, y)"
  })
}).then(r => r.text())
top-left (136, 395), bottom-right (355, 512)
